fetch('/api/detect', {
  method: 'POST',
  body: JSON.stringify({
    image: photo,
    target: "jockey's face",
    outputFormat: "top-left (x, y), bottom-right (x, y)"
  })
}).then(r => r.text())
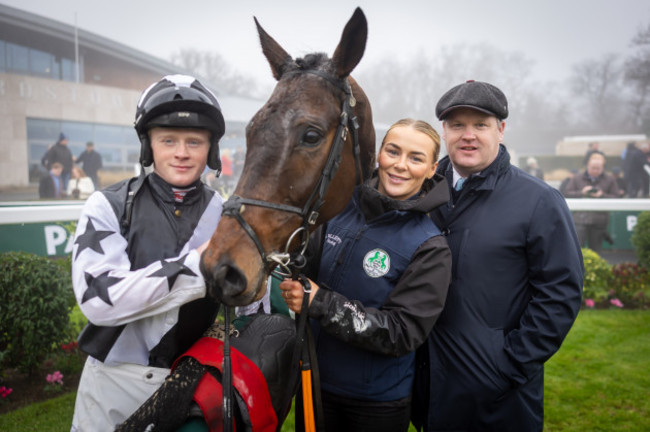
top-left (150, 127), bottom-right (210, 187)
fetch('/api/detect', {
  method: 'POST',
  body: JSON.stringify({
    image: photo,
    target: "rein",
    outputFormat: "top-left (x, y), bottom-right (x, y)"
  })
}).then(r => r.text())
top-left (221, 71), bottom-right (362, 275)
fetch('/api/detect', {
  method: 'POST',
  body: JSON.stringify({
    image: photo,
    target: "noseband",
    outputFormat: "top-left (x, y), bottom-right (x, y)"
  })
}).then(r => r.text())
top-left (221, 70), bottom-right (362, 276)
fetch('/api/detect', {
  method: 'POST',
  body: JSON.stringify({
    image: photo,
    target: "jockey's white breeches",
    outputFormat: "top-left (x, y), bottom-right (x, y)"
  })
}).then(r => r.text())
top-left (71, 356), bottom-right (169, 432)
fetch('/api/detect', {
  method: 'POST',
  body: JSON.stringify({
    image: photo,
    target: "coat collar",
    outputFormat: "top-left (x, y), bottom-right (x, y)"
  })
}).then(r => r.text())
top-left (437, 144), bottom-right (511, 193)
top-left (148, 172), bottom-right (204, 205)
top-left (358, 171), bottom-right (449, 220)
top-left (581, 169), bottom-right (606, 184)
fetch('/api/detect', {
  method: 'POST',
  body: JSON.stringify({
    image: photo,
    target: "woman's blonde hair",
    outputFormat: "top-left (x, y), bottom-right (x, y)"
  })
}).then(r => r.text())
top-left (381, 118), bottom-right (441, 162)
top-left (72, 166), bottom-right (87, 178)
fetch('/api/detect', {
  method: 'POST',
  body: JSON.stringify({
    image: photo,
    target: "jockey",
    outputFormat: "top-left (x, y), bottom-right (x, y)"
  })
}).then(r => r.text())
top-left (70, 74), bottom-right (226, 431)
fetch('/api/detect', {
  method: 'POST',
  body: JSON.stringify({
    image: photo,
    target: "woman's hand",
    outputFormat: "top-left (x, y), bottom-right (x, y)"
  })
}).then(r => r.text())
top-left (279, 278), bottom-right (319, 314)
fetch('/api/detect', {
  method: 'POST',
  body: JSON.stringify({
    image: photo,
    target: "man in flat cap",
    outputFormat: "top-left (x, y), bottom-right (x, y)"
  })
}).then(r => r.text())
top-left (412, 80), bottom-right (584, 431)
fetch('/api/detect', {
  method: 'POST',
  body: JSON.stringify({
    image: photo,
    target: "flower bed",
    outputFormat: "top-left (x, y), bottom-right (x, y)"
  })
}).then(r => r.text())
top-left (581, 248), bottom-right (650, 309)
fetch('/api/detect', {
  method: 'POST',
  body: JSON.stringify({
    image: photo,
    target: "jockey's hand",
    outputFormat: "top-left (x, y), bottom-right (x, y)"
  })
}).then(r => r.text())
top-left (279, 278), bottom-right (319, 314)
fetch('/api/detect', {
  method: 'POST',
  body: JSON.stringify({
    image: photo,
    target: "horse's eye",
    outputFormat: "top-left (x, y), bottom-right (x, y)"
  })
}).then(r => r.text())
top-left (300, 129), bottom-right (323, 147)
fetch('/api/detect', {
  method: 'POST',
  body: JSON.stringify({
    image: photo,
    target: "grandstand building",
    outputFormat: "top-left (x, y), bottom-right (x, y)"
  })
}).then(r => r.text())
top-left (0, 3), bottom-right (261, 188)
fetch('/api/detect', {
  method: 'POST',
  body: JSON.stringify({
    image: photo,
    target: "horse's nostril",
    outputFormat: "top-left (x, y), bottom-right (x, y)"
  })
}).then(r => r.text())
top-left (224, 265), bottom-right (244, 286)
top-left (213, 262), bottom-right (247, 301)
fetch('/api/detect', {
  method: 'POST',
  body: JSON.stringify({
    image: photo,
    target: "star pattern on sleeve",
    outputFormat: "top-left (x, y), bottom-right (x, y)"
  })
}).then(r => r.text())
top-left (147, 255), bottom-right (197, 291)
top-left (74, 218), bottom-right (114, 259)
top-left (82, 271), bottom-right (124, 306)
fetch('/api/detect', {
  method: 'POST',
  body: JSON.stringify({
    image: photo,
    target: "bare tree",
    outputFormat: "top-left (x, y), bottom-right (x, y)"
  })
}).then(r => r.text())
top-left (357, 42), bottom-right (569, 155)
top-left (170, 48), bottom-right (268, 98)
top-left (358, 43), bottom-right (536, 123)
top-left (167, 36), bottom-right (650, 159)
top-left (569, 54), bottom-right (633, 132)
top-left (624, 21), bottom-right (650, 134)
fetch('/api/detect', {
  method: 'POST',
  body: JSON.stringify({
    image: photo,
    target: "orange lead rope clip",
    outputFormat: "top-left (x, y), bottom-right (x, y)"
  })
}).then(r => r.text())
top-left (302, 368), bottom-right (316, 432)
top-left (297, 276), bottom-right (318, 432)
top-left (288, 273), bottom-right (323, 432)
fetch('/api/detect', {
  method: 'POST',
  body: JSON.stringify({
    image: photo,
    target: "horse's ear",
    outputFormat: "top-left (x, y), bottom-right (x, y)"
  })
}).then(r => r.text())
top-left (255, 17), bottom-right (293, 81)
top-left (331, 7), bottom-right (367, 79)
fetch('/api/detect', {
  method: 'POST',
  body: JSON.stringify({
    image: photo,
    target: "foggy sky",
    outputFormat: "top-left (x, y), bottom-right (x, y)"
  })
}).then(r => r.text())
top-left (4, 0), bottom-right (650, 90)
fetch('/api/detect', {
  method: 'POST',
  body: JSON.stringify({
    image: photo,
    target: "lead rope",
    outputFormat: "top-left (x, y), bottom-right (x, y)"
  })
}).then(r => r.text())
top-left (296, 277), bottom-right (315, 432)
top-left (302, 313), bottom-right (324, 432)
top-left (290, 275), bottom-right (324, 432)
top-left (222, 305), bottom-right (233, 432)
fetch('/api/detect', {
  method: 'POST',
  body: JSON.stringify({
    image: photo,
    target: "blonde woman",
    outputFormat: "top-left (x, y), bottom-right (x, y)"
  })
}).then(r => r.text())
top-left (66, 166), bottom-right (95, 199)
top-left (280, 119), bottom-right (452, 432)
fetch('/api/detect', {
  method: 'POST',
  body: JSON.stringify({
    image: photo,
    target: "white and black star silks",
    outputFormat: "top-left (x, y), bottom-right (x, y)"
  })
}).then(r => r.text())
top-left (82, 271), bottom-right (123, 305)
top-left (71, 187), bottom-right (222, 366)
top-left (74, 219), bottom-right (112, 259)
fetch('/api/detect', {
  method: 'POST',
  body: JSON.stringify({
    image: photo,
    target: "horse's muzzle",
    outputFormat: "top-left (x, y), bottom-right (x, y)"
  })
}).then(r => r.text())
top-left (201, 256), bottom-right (252, 306)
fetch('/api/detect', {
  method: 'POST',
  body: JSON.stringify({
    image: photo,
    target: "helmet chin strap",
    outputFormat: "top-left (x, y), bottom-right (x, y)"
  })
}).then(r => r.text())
top-left (209, 146), bottom-right (222, 176)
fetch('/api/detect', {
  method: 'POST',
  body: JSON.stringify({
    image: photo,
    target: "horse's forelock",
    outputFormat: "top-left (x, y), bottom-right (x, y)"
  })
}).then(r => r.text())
top-left (287, 53), bottom-right (333, 75)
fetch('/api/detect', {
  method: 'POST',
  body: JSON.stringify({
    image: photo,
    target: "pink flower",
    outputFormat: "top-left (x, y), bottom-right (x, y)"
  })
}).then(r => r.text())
top-left (46, 371), bottom-right (64, 385)
top-left (0, 386), bottom-right (13, 398)
top-left (585, 298), bottom-right (595, 308)
top-left (610, 298), bottom-right (624, 308)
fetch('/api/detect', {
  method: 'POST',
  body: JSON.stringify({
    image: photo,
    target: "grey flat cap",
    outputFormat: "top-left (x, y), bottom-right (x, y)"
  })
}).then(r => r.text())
top-left (436, 80), bottom-right (508, 120)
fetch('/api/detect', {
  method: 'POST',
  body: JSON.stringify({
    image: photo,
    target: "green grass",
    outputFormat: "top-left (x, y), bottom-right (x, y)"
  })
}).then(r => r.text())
top-left (544, 309), bottom-right (650, 431)
top-left (1, 309), bottom-right (648, 431)
top-left (0, 392), bottom-right (75, 431)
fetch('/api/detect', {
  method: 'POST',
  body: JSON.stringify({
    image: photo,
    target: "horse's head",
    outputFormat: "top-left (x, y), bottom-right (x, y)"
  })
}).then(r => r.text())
top-left (201, 7), bottom-right (375, 306)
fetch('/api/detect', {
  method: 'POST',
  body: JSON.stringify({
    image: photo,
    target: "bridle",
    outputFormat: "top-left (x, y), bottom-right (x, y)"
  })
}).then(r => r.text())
top-left (221, 69), bottom-right (363, 277)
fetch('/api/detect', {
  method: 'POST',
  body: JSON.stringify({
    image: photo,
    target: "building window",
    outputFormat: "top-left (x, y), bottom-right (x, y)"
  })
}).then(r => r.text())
top-left (27, 118), bottom-right (140, 182)
top-left (0, 38), bottom-right (79, 82)
top-left (29, 48), bottom-right (54, 78)
top-left (61, 57), bottom-right (78, 82)
top-left (6, 42), bottom-right (28, 72)
top-left (0, 41), bottom-right (5, 73)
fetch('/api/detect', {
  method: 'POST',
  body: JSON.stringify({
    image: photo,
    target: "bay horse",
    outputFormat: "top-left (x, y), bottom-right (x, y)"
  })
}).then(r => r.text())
top-left (117, 7), bottom-right (375, 432)
top-left (201, 6), bottom-right (376, 307)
